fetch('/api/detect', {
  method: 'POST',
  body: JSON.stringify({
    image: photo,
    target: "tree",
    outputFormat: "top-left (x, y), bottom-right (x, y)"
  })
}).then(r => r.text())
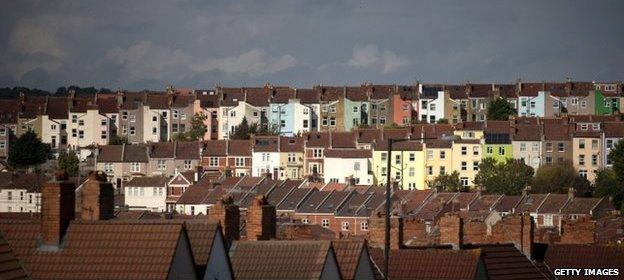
top-left (58, 150), bottom-right (79, 176)
top-left (186, 113), bottom-right (208, 141)
top-left (109, 134), bottom-right (128, 145)
top-left (171, 132), bottom-right (189, 141)
top-left (532, 161), bottom-right (585, 194)
top-left (608, 140), bottom-right (624, 182)
top-left (487, 97), bottom-right (517, 121)
top-left (428, 171), bottom-right (465, 192)
top-left (436, 118), bottom-right (449, 124)
top-left (474, 158), bottom-right (534, 195)
top-left (8, 130), bottom-right (51, 168)
top-left (594, 169), bottom-right (624, 209)
top-left (231, 117), bottom-right (252, 140)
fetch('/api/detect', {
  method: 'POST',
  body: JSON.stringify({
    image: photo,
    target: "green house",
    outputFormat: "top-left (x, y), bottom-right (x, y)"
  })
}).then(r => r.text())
top-left (594, 90), bottom-right (621, 115)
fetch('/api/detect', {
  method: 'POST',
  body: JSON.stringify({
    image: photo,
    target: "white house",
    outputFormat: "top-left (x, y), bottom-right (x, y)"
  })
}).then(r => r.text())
top-left (251, 136), bottom-right (281, 180)
top-left (416, 87), bottom-right (447, 123)
top-left (0, 173), bottom-right (45, 213)
top-left (323, 149), bottom-right (373, 184)
top-left (124, 176), bottom-right (168, 212)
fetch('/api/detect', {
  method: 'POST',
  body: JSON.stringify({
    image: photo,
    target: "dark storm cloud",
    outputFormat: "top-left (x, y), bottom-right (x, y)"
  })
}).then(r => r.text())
top-left (1, 0), bottom-right (623, 91)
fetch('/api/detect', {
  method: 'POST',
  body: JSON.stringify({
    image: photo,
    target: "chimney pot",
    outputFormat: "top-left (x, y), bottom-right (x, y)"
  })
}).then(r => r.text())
top-left (40, 176), bottom-right (76, 250)
top-left (80, 172), bottom-right (114, 222)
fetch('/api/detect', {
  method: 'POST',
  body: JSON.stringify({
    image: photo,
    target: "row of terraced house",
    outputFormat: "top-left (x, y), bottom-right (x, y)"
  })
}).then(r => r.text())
top-left (0, 80), bottom-right (622, 159)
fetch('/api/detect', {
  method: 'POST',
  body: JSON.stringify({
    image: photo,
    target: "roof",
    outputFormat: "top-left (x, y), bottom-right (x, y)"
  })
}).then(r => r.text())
top-left (0, 220), bottom-right (186, 280)
top-left (370, 248), bottom-right (482, 280)
top-left (228, 140), bottom-right (252, 156)
top-left (0, 172), bottom-right (48, 192)
top-left (229, 240), bottom-right (333, 280)
top-left (295, 89), bottom-right (320, 104)
top-left (184, 220), bottom-right (220, 268)
top-left (324, 149), bottom-right (371, 158)
top-left (330, 132), bottom-right (358, 149)
top-left (336, 192), bottom-right (369, 217)
top-left (0, 233), bottom-right (28, 280)
top-left (513, 125), bottom-right (542, 141)
top-left (543, 123), bottom-right (572, 141)
top-left (304, 132), bottom-right (331, 148)
top-left (332, 240), bottom-right (367, 280)
top-left (267, 180), bottom-right (300, 207)
top-left (96, 145), bottom-right (123, 162)
top-left (478, 244), bottom-right (550, 280)
top-left (278, 187), bottom-right (314, 211)
top-left (279, 137), bottom-right (304, 153)
top-left (560, 197), bottom-right (607, 215)
top-left (297, 190), bottom-right (331, 214)
top-left (316, 190), bottom-right (350, 214)
top-left (536, 194), bottom-right (569, 214)
top-left (544, 244), bottom-right (624, 280)
top-left (149, 142), bottom-right (175, 158)
top-left (493, 195), bottom-right (522, 213)
top-left (253, 136), bottom-right (279, 152)
top-left (123, 144), bottom-right (148, 162)
top-left (125, 176), bottom-right (168, 188)
top-left (175, 141), bottom-right (201, 159)
top-left (603, 122), bottom-right (624, 138)
top-left (515, 194), bottom-right (547, 213)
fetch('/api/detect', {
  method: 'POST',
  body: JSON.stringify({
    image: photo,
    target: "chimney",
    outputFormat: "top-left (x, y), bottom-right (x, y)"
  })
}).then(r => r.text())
top-left (246, 195), bottom-right (276, 241)
top-left (209, 195), bottom-right (240, 247)
top-left (520, 214), bottom-right (534, 259)
top-left (194, 165), bottom-right (203, 183)
top-left (367, 212), bottom-right (403, 250)
top-left (265, 171), bottom-right (272, 180)
top-left (80, 171), bottom-right (114, 222)
top-left (568, 187), bottom-right (576, 200)
top-left (439, 213), bottom-right (463, 250)
top-left (40, 171), bottom-right (75, 250)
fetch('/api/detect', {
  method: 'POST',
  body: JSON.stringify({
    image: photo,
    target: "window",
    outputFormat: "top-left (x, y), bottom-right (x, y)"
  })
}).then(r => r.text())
top-left (361, 221), bottom-right (369, 231)
top-left (313, 149), bottom-right (323, 158)
top-left (409, 153), bottom-right (415, 161)
top-left (321, 219), bottom-right (330, 228)
top-left (498, 147), bottom-right (505, 156)
top-left (579, 139), bottom-right (585, 149)
top-left (581, 100), bottom-right (587, 108)
top-left (395, 171), bottom-right (401, 180)
top-left (381, 167), bottom-right (387, 176)
top-left (379, 117), bottom-right (386, 125)
top-left (461, 161), bottom-right (467, 171)
top-left (78, 130), bottom-right (84, 139)
top-left (579, 155), bottom-right (585, 166)
top-left (262, 153), bottom-right (270, 162)
top-left (180, 113), bottom-right (187, 120)
top-left (209, 157), bottom-right (218, 167)
top-left (72, 115), bottom-right (77, 123)
top-left (546, 142), bottom-right (553, 152)
top-left (341, 221), bottom-right (349, 231)
top-left (532, 143), bottom-right (540, 152)
top-left (440, 166), bottom-right (446, 174)
top-left (430, 104), bottom-right (436, 111)
top-left (157, 160), bottom-right (166, 170)
top-left (409, 167), bottom-right (415, 177)
top-left (330, 105), bottom-right (336, 113)
top-left (104, 163), bottom-right (113, 173)
top-left (190, 206), bottom-right (195, 215)
top-left (7, 191), bottom-right (12, 201)
top-left (101, 130), bottom-right (107, 139)
top-left (302, 218), bottom-right (309, 224)
top-left (352, 106), bottom-right (358, 113)
top-left (557, 143), bottom-right (564, 152)
top-left (426, 150), bottom-right (433, 160)
top-left (460, 177), bottom-right (469, 187)
top-left (473, 161), bottom-right (479, 171)
top-left (592, 124), bottom-right (600, 130)
top-left (520, 143), bottom-right (526, 152)
top-left (234, 157), bottom-right (244, 167)
top-left (131, 163), bottom-right (140, 172)
top-left (130, 126), bottom-right (135, 135)
top-left (329, 117), bottom-right (336, 126)
top-left (395, 154), bottom-right (401, 165)
top-left (592, 155), bottom-right (598, 166)
top-left (381, 152), bottom-right (388, 161)
top-left (592, 139), bottom-right (598, 149)
top-left (184, 160), bottom-right (192, 170)
top-left (473, 146), bottom-right (479, 155)
top-left (303, 119), bottom-right (309, 128)
top-left (322, 117), bottom-right (328, 126)
top-left (354, 162), bottom-right (360, 171)
top-left (427, 166), bottom-right (433, 175)
top-left (545, 157), bottom-right (552, 164)
top-left (579, 170), bottom-right (587, 178)
top-left (440, 151), bottom-right (446, 160)
top-left (544, 214), bottom-right (554, 227)
top-left (461, 146), bottom-right (467, 155)
top-left (129, 114), bottom-right (136, 123)
top-left (553, 100), bottom-right (559, 108)
top-left (486, 146), bottom-right (493, 154)
top-left (607, 139), bottom-right (614, 149)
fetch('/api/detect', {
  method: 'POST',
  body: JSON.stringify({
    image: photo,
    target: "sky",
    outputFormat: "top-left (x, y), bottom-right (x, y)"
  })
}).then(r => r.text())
top-left (1, 0), bottom-right (623, 91)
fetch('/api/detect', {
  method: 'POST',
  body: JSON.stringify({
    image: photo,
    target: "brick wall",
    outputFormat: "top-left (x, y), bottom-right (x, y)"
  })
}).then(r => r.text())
top-left (403, 218), bottom-right (438, 246)
top-left (367, 215), bottom-right (403, 250)
top-left (439, 214), bottom-right (463, 249)
top-left (560, 217), bottom-right (595, 244)
top-left (41, 172), bottom-right (75, 247)
top-left (246, 195), bottom-right (276, 241)
top-left (80, 171), bottom-right (114, 222)
top-left (209, 195), bottom-right (240, 246)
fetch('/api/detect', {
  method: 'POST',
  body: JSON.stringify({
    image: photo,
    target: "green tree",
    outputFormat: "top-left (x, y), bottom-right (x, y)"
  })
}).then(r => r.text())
top-left (172, 132), bottom-right (189, 141)
top-left (109, 134), bottom-right (128, 145)
top-left (474, 158), bottom-right (534, 195)
top-left (428, 171), bottom-right (465, 192)
top-left (8, 130), bottom-right (51, 168)
top-left (436, 118), bottom-right (449, 124)
top-left (186, 113), bottom-right (208, 141)
top-left (594, 169), bottom-right (624, 209)
top-left (231, 117), bottom-right (252, 140)
top-left (58, 150), bottom-right (80, 176)
top-left (608, 140), bottom-right (624, 182)
top-left (487, 97), bottom-right (517, 120)
top-left (532, 161), bottom-right (585, 194)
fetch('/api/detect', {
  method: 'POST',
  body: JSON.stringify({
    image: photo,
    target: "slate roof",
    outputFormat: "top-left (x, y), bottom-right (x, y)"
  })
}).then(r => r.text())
top-left (518, 83), bottom-right (542, 97)
top-left (0, 173), bottom-right (48, 192)
top-left (295, 89), bottom-right (320, 104)
top-left (330, 132), bottom-right (358, 148)
top-left (278, 187), bottom-right (315, 211)
top-left (267, 180), bottom-right (300, 207)
top-left (297, 190), bottom-right (332, 214)
top-left (123, 144), bottom-right (149, 162)
top-left (96, 145), bottom-right (123, 162)
top-left (370, 248), bottom-right (482, 280)
top-left (229, 240), bottom-right (334, 280)
top-left (493, 195), bottom-right (522, 213)
top-left (536, 194), bottom-right (569, 214)
top-left (336, 192), bottom-right (369, 217)
top-left (304, 132), bottom-right (331, 148)
top-left (316, 190), bottom-right (350, 214)
top-left (253, 136), bottom-right (279, 152)
top-left (149, 142), bottom-right (175, 158)
top-left (560, 197), bottom-right (609, 215)
top-left (515, 194), bottom-right (547, 213)
top-left (196, 90), bottom-right (221, 108)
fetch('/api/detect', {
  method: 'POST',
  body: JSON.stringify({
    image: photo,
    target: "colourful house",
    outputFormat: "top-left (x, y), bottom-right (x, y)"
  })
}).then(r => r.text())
top-left (423, 140), bottom-right (453, 187)
top-left (483, 121), bottom-right (513, 163)
top-left (593, 90), bottom-right (621, 115)
top-left (372, 140), bottom-right (425, 190)
top-left (344, 87), bottom-right (371, 131)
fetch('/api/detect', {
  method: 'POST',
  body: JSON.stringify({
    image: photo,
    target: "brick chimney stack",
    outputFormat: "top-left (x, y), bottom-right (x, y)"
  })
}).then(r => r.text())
top-left (246, 195), bottom-right (276, 241)
top-left (367, 212), bottom-right (403, 250)
top-left (40, 171), bottom-right (76, 250)
top-left (209, 195), bottom-right (240, 247)
top-left (80, 171), bottom-right (114, 222)
top-left (439, 213), bottom-right (463, 250)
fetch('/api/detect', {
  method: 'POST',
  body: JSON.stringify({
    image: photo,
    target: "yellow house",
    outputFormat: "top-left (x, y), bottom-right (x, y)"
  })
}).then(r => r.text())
top-left (278, 136), bottom-right (305, 180)
top-left (572, 130), bottom-right (602, 182)
top-left (372, 140), bottom-right (425, 190)
top-left (451, 139), bottom-right (483, 188)
top-left (423, 140), bottom-right (454, 187)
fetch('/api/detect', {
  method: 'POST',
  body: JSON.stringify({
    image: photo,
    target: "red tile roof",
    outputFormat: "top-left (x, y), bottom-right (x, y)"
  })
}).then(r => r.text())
top-left (229, 240), bottom-right (334, 280)
top-left (324, 149), bottom-right (371, 158)
top-left (332, 239), bottom-right (368, 280)
top-left (478, 244), bottom-right (551, 279)
top-left (544, 244), bottom-right (624, 280)
top-left (0, 233), bottom-right (29, 280)
top-left (370, 248), bottom-right (482, 280)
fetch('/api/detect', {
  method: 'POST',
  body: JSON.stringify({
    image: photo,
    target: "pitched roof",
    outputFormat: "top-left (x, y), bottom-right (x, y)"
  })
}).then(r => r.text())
top-left (297, 190), bottom-right (332, 214)
top-left (304, 132), bottom-right (331, 148)
top-left (515, 194), bottom-right (547, 213)
top-left (196, 90), bottom-right (221, 108)
top-left (229, 240), bottom-right (334, 280)
top-left (370, 248), bottom-right (482, 280)
top-left (324, 149), bottom-right (371, 158)
top-left (96, 145), bottom-right (123, 162)
top-left (278, 187), bottom-right (315, 211)
top-left (513, 125), bottom-right (541, 141)
top-left (518, 83), bottom-right (542, 97)
top-left (125, 176), bottom-right (168, 188)
top-left (184, 220), bottom-right (220, 268)
top-left (295, 89), bottom-right (320, 104)
top-left (478, 244), bottom-right (550, 280)
top-left (123, 144), bottom-right (148, 162)
top-left (176, 141), bottom-right (201, 159)
top-left (267, 180), bottom-right (300, 207)
top-left (203, 140), bottom-right (228, 156)
top-left (330, 132), bottom-right (358, 149)
top-left (560, 197), bottom-right (608, 215)
top-left (544, 244), bottom-right (624, 279)
top-left (0, 173), bottom-right (48, 192)
top-left (279, 137), bottom-right (304, 153)
top-left (536, 194), bottom-right (569, 214)
top-left (0, 233), bottom-right (29, 280)
top-left (603, 122), bottom-right (624, 138)
top-left (253, 136), bottom-right (279, 152)
top-left (149, 142), bottom-right (175, 158)
top-left (332, 240), bottom-right (368, 280)
top-left (228, 140), bottom-right (252, 156)
top-left (316, 190), bottom-right (350, 214)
